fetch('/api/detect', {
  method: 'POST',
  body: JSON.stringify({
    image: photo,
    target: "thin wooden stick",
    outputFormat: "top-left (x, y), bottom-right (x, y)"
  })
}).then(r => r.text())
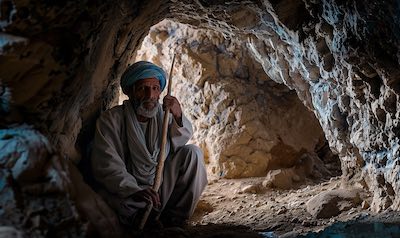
top-left (138, 54), bottom-right (176, 230)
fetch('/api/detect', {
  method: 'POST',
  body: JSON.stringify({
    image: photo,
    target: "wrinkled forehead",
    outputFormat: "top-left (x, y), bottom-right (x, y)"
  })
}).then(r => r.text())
top-left (134, 77), bottom-right (160, 87)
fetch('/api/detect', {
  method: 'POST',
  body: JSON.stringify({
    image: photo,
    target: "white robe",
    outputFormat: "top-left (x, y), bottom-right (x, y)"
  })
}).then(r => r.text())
top-left (91, 100), bottom-right (207, 224)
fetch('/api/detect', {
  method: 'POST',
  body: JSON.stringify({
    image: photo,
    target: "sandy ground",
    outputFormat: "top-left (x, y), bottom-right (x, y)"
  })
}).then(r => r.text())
top-left (135, 175), bottom-right (400, 238)
top-left (189, 176), bottom-right (373, 237)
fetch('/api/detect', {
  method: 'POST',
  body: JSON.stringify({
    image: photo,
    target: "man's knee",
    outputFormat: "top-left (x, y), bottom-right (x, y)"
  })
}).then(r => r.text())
top-left (178, 144), bottom-right (203, 161)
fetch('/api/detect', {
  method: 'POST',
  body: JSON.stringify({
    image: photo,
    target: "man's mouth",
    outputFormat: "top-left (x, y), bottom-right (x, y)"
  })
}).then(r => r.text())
top-left (142, 100), bottom-right (156, 109)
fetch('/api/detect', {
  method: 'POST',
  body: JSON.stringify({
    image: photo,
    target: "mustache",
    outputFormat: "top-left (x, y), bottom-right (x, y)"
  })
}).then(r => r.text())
top-left (132, 99), bottom-right (159, 110)
top-left (134, 99), bottom-right (159, 118)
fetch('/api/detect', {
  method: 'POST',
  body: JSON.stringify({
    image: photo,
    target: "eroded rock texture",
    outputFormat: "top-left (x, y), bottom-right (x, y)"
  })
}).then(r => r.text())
top-left (0, 125), bottom-right (81, 236)
top-left (133, 20), bottom-right (326, 179)
top-left (168, 0), bottom-right (400, 211)
top-left (1, 0), bottom-right (400, 234)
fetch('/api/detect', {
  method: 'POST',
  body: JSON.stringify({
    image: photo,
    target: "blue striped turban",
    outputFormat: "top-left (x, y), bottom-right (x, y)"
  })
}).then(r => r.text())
top-left (120, 61), bottom-right (166, 95)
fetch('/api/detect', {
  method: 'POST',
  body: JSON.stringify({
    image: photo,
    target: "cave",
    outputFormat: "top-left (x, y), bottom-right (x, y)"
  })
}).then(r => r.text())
top-left (1, 1), bottom-right (400, 237)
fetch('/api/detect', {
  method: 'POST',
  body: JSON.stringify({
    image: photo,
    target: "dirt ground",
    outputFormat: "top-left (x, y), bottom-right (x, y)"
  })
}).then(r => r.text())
top-left (135, 175), bottom-right (400, 238)
top-left (189, 176), bottom-right (373, 237)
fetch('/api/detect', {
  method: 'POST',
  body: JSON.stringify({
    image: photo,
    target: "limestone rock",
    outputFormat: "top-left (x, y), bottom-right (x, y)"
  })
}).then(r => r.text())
top-left (262, 169), bottom-right (297, 190)
top-left (261, 152), bottom-right (330, 190)
top-left (361, 200), bottom-right (370, 210)
top-left (240, 184), bottom-right (263, 194)
top-left (276, 206), bottom-right (287, 215)
top-left (134, 20), bottom-right (326, 179)
top-left (192, 199), bottom-right (214, 221)
top-left (306, 189), bottom-right (362, 218)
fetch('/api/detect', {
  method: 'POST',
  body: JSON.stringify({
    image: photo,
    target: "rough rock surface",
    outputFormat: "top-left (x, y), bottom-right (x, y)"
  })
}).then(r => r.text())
top-left (0, 0), bottom-right (400, 234)
top-left (0, 125), bottom-right (83, 236)
top-left (168, 0), bottom-right (400, 212)
top-left (133, 20), bottom-right (326, 179)
top-left (306, 189), bottom-right (363, 219)
top-left (0, 125), bottom-right (122, 237)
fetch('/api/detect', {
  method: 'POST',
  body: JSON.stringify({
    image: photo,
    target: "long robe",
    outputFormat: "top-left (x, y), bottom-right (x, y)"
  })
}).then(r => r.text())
top-left (91, 100), bottom-right (207, 224)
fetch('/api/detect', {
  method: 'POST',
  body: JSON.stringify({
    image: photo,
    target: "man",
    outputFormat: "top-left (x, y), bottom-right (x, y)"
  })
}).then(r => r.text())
top-left (91, 61), bottom-right (207, 229)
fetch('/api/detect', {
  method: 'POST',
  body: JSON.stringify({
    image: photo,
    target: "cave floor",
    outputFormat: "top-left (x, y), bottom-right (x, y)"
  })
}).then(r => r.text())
top-left (191, 176), bottom-right (357, 235)
top-left (187, 176), bottom-right (400, 238)
top-left (133, 176), bottom-right (400, 238)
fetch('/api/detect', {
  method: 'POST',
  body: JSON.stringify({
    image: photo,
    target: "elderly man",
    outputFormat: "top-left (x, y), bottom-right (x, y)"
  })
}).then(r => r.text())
top-left (91, 61), bottom-right (207, 229)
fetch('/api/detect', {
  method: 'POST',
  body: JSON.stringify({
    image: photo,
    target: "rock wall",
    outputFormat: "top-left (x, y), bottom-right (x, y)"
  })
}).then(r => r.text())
top-left (0, 125), bottom-right (122, 236)
top-left (0, 0), bottom-right (169, 235)
top-left (133, 20), bottom-right (326, 179)
top-left (1, 0), bottom-right (400, 234)
top-left (168, 0), bottom-right (400, 211)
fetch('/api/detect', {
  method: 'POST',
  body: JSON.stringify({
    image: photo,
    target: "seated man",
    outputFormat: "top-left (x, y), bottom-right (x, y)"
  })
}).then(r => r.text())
top-left (91, 61), bottom-right (207, 229)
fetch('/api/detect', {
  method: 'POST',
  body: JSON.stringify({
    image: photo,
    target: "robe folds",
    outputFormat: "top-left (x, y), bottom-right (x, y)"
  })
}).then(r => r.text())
top-left (91, 100), bottom-right (207, 224)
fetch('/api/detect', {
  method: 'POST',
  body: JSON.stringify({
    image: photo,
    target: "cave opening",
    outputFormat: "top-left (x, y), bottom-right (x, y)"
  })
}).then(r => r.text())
top-left (2, 0), bottom-right (400, 237)
top-left (114, 18), bottom-right (343, 235)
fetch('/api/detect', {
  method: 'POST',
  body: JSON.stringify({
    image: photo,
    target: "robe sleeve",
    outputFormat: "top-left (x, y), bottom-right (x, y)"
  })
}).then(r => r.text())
top-left (91, 110), bottom-right (141, 198)
top-left (169, 113), bottom-right (193, 152)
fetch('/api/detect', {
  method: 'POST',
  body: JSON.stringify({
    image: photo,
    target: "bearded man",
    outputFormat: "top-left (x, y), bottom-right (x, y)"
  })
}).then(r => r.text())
top-left (91, 61), bottom-right (207, 229)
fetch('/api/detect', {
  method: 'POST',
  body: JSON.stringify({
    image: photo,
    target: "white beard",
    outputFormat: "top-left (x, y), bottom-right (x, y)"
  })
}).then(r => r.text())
top-left (134, 99), bottom-right (159, 118)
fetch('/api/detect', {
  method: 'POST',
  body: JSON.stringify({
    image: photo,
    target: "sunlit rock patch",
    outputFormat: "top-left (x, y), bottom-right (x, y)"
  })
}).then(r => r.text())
top-left (132, 20), bottom-right (330, 181)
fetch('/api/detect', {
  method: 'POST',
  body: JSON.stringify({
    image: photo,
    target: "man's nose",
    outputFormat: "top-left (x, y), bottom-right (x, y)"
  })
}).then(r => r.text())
top-left (144, 87), bottom-right (156, 99)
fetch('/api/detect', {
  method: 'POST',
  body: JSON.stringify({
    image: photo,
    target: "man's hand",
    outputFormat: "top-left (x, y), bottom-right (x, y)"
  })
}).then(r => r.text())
top-left (163, 95), bottom-right (182, 123)
top-left (130, 188), bottom-right (161, 208)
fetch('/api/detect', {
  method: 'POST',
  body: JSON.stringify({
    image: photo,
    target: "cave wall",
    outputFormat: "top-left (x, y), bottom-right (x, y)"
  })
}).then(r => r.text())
top-left (133, 20), bottom-right (326, 179)
top-left (0, 0), bottom-right (169, 162)
top-left (168, 0), bottom-right (400, 211)
top-left (0, 0), bottom-right (169, 236)
top-left (1, 0), bottom-right (400, 234)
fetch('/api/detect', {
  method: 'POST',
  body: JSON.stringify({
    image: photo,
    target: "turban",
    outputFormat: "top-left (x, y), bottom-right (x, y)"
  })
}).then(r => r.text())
top-left (120, 61), bottom-right (166, 95)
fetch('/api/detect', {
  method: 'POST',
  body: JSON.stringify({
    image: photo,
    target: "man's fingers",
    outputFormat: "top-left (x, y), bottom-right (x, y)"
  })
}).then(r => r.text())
top-left (163, 95), bottom-right (178, 104)
top-left (148, 189), bottom-right (161, 207)
top-left (143, 195), bottom-right (152, 204)
top-left (144, 188), bottom-right (161, 207)
top-left (163, 99), bottom-right (173, 106)
top-left (131, 189), bottom-right (160, 207)
top-left (163, 96), bottom-right (182, 118)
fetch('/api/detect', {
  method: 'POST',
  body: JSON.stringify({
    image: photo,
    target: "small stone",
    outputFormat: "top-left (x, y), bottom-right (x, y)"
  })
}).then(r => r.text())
top-left (361, 200), bottom-right (370, 209)
top-left (301, 220), bottom-right (316, 227)
top-left (292, 174), bottom-right (301, 182)
top-left (262, 179), bottom-right (272, 188)
top-left (276, 206), bottom-right (287, 215)
top-left (208, 179), bottom-right (218, 185)
top-left (347, 208), bottom-right (356, 215)
top-left (240, 184), bottom-right (259, 194)
top-left (306, 189), bottom-right (362, 218)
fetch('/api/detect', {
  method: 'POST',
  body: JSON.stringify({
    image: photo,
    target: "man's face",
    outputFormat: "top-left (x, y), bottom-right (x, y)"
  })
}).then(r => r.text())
top-left (129, 77), bottom-right (161, 118)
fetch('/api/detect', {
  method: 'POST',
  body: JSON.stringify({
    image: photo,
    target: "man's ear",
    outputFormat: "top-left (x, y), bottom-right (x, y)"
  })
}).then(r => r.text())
top-left (126, 85), bottom-right (135, 98)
